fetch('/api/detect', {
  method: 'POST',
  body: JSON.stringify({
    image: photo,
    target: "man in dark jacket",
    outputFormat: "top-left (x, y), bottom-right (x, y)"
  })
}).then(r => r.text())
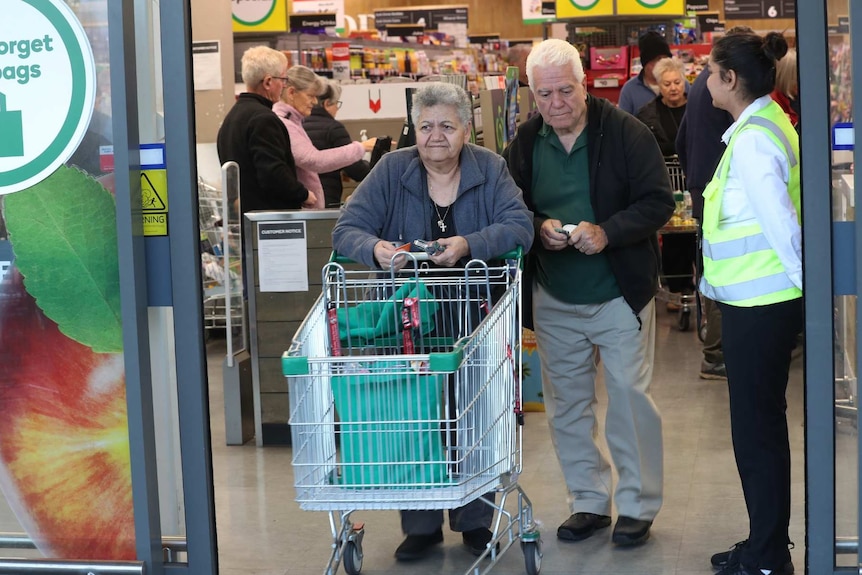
top-left (217, 46), bottom-right (315, 214)
top-left (505, 38), bottom-right (673, 548)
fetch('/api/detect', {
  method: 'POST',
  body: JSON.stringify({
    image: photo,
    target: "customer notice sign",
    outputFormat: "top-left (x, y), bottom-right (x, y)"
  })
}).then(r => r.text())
top-left (0, 0), bottom-right (96, 195)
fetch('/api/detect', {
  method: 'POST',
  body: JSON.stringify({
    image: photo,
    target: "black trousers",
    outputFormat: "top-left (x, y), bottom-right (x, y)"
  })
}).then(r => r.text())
top-left (719, 298), bottom-right (803, 570)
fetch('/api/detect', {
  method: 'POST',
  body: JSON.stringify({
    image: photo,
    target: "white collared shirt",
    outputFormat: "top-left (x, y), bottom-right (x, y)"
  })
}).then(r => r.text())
top-left (718, 95), bottom-right (802, 289)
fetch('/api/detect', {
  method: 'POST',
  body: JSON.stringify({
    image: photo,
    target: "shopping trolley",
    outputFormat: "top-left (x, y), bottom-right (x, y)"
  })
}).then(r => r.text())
top-left (282, 252), bottom-right (542, 575)
top-left (657, 156), bottom-right (700, 332)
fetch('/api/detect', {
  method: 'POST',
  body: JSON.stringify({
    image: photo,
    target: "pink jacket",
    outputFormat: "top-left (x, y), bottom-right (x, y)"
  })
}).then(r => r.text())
top-left (272, 101), bottom-right (364, 209)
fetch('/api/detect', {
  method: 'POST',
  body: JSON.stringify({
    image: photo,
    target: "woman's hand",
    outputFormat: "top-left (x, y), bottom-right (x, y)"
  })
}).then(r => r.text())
top-left (302, 191), bottom-right (318, 208)
top-left (361, 137), bottom-right (378, 153)
top-left (373, 240), bottom-right (406, 270)
top-left (429, 236), bottom-right (469, 267)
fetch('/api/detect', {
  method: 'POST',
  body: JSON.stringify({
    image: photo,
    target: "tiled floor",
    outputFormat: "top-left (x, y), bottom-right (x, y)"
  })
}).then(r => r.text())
top-left (208, 308), bottom-right (806, 575)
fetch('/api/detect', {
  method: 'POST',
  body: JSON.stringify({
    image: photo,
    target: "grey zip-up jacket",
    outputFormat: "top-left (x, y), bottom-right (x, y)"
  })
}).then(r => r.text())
top-left (332, 143), bottom-right (533, 268)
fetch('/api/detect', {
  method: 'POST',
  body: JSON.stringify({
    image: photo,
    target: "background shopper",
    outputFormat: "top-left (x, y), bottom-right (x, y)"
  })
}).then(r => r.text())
top-left (304, 79), bottom-right (373, 208)
top-left (273, 66), bottom-right (375, 209)
top-left (217, 46), bottom-right (315, 214)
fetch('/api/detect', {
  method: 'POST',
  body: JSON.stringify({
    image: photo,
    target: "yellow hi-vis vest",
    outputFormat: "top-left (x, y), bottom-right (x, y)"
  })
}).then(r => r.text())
top-left (700, 100), bottom-right (801, 307)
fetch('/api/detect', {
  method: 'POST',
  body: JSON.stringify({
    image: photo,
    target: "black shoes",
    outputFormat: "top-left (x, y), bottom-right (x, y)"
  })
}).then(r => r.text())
top-left (700, 360), bottom-right (728, 380)
top-left (711, 540), bottom-right (794, 575)
top-left (557, 512), bottom-right (611, 541)
top-left (394, 528), bottom-right (497, 560)
top-left (462, 527), bottom-right (498, 556)
top-left (611, 516), bottom-right (652, 546)
top-left (715, 564), bottom-right (795, 575)
top-left (394, 529), bottom-right (443, 561)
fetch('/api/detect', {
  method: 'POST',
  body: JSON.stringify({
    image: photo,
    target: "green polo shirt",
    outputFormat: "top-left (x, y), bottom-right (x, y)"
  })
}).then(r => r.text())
top-left (532, 123), bottom-right (621, 304)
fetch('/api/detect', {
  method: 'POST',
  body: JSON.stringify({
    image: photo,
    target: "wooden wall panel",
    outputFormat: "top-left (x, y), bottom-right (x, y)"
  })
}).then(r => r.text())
top-left (343, 0), bottom-right (545, 40)
top-left (343, 0), bottom-right (848, 42)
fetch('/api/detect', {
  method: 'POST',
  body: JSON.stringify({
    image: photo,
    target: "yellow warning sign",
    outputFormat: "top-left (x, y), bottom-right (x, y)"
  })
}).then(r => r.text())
top-left (141, 170), bottom-right (168, 236)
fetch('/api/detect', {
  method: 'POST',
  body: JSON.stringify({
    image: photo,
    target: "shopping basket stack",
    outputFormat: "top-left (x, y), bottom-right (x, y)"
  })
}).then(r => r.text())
top-left (283, 253), bottom-right (542, 575)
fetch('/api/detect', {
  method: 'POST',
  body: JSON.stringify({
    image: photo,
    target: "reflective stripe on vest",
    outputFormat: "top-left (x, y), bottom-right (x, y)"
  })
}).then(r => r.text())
top-left (703, 272), bottom-right (798, 303)
top-left (702, 233), bottom-right (773, 260)
top-left (747, 116), bottom-right (798, 168)
top-left (700, 101), bottom-right (801, 307)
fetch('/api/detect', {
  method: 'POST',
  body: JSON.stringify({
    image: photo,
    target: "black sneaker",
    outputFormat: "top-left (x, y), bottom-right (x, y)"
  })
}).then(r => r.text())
top-left (711, 539), bottom-right (794, 574)
top-left (716, 563), bottom-right (795, 575)
top-left (557, 512), bottom-right (611, 541)
top-left (711, 540), bottom-right (747, 568)
top-left (394, 530), bottom-right (444, 561)
top-left (700, 361), bottom-right (727, 380)
top-left (462, 527), bottom-right (499, 556)
top-left (611, 516), bottom-right (652, 546)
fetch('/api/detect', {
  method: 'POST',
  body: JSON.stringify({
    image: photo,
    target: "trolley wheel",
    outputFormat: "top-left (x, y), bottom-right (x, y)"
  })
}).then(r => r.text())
top-left (523, 540), bottom-right (542, 575)
top-left (677, 309), bottom-right (691, 331)
top-left (343, 541), bottom-right (362, 575)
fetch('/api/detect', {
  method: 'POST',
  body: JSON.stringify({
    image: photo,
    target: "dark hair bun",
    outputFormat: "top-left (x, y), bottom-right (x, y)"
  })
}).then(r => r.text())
top-left (762, 32), bottom-right (788, 63)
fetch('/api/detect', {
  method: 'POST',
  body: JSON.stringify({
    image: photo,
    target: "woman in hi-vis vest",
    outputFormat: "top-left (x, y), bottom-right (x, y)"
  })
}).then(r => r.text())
top-left (700, 32), bottom-right (802, 575)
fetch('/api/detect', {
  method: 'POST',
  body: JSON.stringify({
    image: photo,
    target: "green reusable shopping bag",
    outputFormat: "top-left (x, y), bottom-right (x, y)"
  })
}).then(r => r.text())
top-left (336, 280), bottom-right (438, 345)
top-left (332, 363), bottom-right (449, 487)
top-left (0, 93), bottom-right (24, 158)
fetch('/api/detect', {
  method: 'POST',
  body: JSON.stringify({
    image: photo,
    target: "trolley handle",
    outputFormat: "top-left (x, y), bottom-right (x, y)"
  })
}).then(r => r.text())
top-left (329, 246), bottom-right (523, 265)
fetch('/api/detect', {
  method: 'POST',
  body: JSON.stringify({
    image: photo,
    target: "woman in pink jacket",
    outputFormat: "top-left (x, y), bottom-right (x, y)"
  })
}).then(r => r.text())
top-left (272, 65), bottom-right (376, 209)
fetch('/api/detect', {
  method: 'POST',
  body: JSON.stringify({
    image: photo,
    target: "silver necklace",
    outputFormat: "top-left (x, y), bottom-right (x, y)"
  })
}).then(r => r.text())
top-left (429, 174), bottom-right (458, 232)
top-left (432, 200), bottom-right (451, 232)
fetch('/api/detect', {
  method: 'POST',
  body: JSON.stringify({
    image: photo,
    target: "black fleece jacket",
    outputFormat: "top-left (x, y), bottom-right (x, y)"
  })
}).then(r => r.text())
top-left (504, 95), bottom-right (674, 324)
top-left (217, 93), bottom-right (309, 212)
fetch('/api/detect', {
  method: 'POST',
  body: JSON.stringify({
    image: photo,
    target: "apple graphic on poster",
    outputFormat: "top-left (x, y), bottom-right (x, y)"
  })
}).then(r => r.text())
top-left (0, 167), bottom-right (135, 559)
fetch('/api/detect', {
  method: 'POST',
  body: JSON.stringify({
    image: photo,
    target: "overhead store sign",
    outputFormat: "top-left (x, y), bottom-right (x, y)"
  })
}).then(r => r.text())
top-left (373, 6), bottom-right (468, 30)
top-left (292, 0), bottom-right (345, 33)
top-left (522, 0), bottom-right (556, 24)
top-left (697, 13), bottom-right (724, 32)
top-left (723, 0), bottom-right (794, 19)
top-left (232, 0), bottom-right (287, 32)
top-left (616, 0), bottom-right (685, 16)
top-left (0, 0), bottom-right (96, 196)
top-left (555, 0), bottom-right (615, 18)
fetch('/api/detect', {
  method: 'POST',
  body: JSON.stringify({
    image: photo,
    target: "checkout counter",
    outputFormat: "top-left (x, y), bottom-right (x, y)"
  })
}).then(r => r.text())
top-left (243, 210), bottom-right (340, 445)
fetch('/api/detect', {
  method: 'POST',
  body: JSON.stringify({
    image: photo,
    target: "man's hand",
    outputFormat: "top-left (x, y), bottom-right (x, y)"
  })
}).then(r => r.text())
top-left (568, 221), bottom-right (608, 255)
top-left (302, 191), bottom-right (318, 208)
top-left (373, 240), bottom-right (407, 270)
top-left (429, 236), bottom-right (469, 267)
top-left (540, 219), bottom-right (569, 251)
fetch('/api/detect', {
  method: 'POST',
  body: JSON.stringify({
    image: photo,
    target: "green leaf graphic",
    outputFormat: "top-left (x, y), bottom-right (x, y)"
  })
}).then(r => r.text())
top-left (5, 167), bottom-right (122, 353)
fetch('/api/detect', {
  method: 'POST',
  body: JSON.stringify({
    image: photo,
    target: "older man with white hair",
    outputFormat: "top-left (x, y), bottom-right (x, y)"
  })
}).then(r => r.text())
top-left (505, 38), bottom-right (674, 547)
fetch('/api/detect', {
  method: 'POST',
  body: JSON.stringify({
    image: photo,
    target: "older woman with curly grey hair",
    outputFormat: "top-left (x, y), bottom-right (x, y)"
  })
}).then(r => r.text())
top-left (332, 83), bottom-right (533, 561)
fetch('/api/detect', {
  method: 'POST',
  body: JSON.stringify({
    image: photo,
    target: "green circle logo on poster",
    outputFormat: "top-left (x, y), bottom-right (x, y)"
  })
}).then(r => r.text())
top-left (635, 0), bottom-right (669, 6)
top-left (568, 0), bottom-right (601, 8)
top-left (0, 0), bottom-right (95, 195)
top-left (232, 0), bottom-right (277, 26)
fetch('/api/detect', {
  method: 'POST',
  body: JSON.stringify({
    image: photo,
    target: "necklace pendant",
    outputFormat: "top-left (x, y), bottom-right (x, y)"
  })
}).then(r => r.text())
top-left (437, 219), bottom-right (447, 232)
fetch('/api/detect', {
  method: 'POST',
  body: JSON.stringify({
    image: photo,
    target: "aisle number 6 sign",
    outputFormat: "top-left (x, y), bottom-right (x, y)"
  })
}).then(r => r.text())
top-left (0, 0), bottom-right (96, 195)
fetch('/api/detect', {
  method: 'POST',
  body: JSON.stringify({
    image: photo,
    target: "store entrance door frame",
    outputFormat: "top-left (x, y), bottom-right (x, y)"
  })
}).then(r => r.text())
top-left (798, 1), bottom-right (862, 573)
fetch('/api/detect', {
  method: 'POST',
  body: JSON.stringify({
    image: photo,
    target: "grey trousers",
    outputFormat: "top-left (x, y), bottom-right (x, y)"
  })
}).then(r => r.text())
top-left (400, 493), bottom-right (496, 535)
top-left (533, 285), bottom-right (663, 521)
